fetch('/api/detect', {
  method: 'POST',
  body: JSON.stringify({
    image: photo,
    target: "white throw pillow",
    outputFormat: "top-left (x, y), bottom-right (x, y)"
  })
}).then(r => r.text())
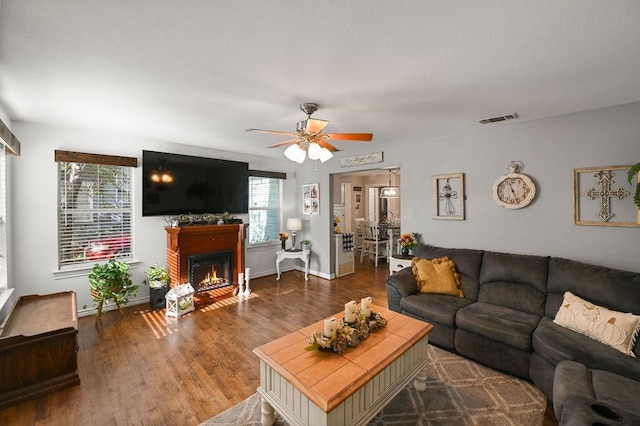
top-left (553, 291), bottom-right (640, 356)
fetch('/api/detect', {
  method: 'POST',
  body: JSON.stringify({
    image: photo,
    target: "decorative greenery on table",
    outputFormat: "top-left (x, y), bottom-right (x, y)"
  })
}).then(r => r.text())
top-left (165, 211), bottom-right (243, 226)
top-left (306, 310), bottom-right (387, 355)
top-left (398, 233), bottom-right (417, 256)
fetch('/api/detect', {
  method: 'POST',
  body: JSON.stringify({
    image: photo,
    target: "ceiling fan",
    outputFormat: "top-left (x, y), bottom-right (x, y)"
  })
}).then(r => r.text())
top-left (246, 103), bottom-right (373, 164)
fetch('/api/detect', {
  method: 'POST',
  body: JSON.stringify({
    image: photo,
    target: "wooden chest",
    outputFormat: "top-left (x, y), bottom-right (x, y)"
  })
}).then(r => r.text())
top-left (0, 291), bottom-right (79, 409)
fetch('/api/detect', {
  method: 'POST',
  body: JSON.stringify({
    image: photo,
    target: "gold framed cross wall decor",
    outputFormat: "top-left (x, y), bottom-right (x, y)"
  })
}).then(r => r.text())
top-left (573, 165), bottom-right (639, 227)
top-left (432, 173), bottom-right (465, 220)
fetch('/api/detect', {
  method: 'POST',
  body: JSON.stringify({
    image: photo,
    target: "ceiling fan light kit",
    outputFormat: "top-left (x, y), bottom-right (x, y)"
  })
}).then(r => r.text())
top-left (307, 142), bottom-right (322, 160)
top-left (284, 144), bottom-right (306, 164)
top-left (247, 103), bottom-right (372, 164)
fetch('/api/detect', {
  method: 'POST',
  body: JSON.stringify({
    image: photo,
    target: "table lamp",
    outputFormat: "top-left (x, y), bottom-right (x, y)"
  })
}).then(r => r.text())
top-left (286, 217), bottom-right (303, 252)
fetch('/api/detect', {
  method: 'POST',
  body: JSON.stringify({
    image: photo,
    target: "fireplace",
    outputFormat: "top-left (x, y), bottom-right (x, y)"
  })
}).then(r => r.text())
top-left (165, 224), bottom-right (247, 293)
top-left (188, 251), bottom-right (233, 293)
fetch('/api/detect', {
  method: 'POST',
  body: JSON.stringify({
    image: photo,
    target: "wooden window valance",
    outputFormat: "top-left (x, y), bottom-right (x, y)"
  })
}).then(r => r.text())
top-left (54, 150), bottom-right (137, 167)
top-left (249, 169), bottom-right (286, 179)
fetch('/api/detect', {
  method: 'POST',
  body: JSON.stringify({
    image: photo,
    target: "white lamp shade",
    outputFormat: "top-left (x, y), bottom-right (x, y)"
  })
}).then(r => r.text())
top-left (319, 147), bottom-right (333, 163)
top-left (284, 144), bottom-right (306, 163)
top-left (286, 217), bottom-right (303, 231)
top-left (307, 142), bottom-right (322, 160)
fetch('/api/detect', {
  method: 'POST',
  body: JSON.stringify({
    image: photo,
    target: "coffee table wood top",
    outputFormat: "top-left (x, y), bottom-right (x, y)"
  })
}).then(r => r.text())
top-left (253, 306), bottom-right (433, 412)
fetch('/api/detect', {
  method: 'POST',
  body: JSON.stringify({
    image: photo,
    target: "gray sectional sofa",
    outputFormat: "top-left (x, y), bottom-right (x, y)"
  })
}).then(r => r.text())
top-left (386, 243), bottom-right (640, 421)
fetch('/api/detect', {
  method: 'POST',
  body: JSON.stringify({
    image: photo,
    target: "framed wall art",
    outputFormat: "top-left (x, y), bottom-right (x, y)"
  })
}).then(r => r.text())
top-left (432, 173), bottom-right (465, 220)
top-left (302, 183), bottom-right (320, 215)
top-left (573, 165), bottom-right (639, 227)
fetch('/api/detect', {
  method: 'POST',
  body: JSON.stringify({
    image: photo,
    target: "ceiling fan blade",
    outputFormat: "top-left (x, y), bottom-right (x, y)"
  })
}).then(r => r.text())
top-left (323, 133), bottom-right (373, 141)
top-left (305, 119), bottom-right (329, 134)
top-left (267, 139), bottom-right (299, 148)
top-left (247, 128), bottom-right (297, 137)
top-left (318, 140), bottom-right (340, 152)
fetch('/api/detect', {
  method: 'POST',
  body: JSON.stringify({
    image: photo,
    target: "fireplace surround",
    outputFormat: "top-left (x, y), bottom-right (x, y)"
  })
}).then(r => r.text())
top-left (165, 224), bottom-right (247, 293)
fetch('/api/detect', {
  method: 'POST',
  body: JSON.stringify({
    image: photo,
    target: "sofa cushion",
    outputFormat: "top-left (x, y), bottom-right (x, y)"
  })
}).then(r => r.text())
top-left (400, 293), bottom-right (473, 327)
top-left (455, 301), bottom-right (540, 351)
top-left (533, 317), bottom-right (640, 382)
top-left (412, 256), bottom-right (463, 297)
top-left (554, 291), bottom-right (640, 356)
top-left (546, 257), bottom-right (640, 357)
top-left (478, 251), bottom-right (548, 316)
top-left (553, 360), bottom-right (640, 420)
top-left (546, 257), bottom-right (640, 318)
top-left (413, 244), bottom-right (483, 301)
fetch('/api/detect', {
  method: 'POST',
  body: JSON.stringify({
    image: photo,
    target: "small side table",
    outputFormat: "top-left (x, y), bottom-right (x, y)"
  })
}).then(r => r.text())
top-left (389, 254), bottom-right (413, 274)
top-left (275, 249), bottom-right (310, 281)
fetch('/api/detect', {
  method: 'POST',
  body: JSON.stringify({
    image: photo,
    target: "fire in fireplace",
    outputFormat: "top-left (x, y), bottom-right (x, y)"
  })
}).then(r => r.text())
top-left (187, 251), bottom-right (233, 293)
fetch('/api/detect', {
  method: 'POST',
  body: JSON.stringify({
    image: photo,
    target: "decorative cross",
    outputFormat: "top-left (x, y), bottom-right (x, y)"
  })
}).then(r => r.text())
top-left (439, 179), bottom-right (458, 215)
top-left (582, 171), bottom-right (630, 221)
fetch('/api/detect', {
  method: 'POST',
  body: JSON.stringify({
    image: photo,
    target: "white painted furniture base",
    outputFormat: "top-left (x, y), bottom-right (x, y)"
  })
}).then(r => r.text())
top-left (389, 255), bottom-right (413, 275)
top-left (276, 249), bottom-right (310, 281)
top-left (256, 335), bottom-right (429, 426)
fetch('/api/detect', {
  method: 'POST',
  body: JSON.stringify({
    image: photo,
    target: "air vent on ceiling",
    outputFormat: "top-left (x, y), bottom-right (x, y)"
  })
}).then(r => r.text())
top-left (477, 113), bottom-right (519, 125)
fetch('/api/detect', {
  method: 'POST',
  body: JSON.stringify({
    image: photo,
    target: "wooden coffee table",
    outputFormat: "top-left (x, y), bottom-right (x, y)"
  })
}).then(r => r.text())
top-left (252, 307), bottom-right (433, 426)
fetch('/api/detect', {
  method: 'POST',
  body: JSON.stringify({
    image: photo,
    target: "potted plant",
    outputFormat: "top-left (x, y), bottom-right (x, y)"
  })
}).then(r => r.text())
top-left (88, 258), bottom-right (138, 321)
top-left (144, 264), bottom-right (171, 309)
top-left (628, 163), bottom-right (640, 209)
top-left (301, 240), bottom-right (311, 251)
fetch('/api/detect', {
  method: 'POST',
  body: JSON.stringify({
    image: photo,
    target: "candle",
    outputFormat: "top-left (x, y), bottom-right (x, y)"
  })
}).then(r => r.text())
top-left (361, 297), bottom-right (372, 317)
top-left (245, 267), bottom-right (251, 281)
top-left (238, 272), bottom-right (244, 285)
top-left (345, 300), bottom-right (357, 323)
top-left (324, 317), bottom-right (337, 338)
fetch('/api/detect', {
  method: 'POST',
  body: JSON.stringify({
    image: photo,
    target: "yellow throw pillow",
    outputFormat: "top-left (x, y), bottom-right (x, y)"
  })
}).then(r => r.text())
top-left (412, 256), bottom-right (464, 297)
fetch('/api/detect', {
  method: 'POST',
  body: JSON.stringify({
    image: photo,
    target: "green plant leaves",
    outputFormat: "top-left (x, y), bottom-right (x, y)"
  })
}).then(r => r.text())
top-left (628, 163), bottom-right (640, 209)
top-left (88, 259), bottom-right (138, 304)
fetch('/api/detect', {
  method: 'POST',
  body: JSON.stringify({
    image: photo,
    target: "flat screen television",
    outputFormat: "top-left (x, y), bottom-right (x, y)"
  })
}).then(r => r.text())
top-left (142, 150), bottom-right (249, 216)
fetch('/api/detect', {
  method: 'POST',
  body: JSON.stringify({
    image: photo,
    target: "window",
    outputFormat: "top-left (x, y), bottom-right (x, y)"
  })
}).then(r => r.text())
top-left (0, 145), bottom-right (6, 290)
top-left (248, 174), bottom-right (282, 245)
top-left (56, 151), bottom-right (136, 269)
top-left (0, 119), bottom-right (19, 293)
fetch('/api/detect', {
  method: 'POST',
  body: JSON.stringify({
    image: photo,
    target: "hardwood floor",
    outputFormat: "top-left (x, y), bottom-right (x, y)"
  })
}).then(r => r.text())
top-left (0, 258), bottom-right (558, 425)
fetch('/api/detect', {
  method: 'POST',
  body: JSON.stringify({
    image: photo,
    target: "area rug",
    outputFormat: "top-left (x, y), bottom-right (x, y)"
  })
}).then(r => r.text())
top-left (201, 345), bottom-right (546, 425)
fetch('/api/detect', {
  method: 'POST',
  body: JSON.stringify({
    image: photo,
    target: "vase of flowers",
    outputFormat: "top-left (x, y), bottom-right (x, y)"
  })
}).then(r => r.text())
top-left (279, 232), bottom-right (289, 250)
top-left (398, 233), bottom-right (417, 256)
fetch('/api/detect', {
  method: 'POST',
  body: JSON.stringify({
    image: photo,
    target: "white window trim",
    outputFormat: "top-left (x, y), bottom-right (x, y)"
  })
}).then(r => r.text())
top-left (248, 176), bottom-right (283, 247)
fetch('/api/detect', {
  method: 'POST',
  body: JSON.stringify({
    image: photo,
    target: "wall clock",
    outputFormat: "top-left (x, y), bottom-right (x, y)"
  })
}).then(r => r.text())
top-left (492, 161), bottom-right (536, 209)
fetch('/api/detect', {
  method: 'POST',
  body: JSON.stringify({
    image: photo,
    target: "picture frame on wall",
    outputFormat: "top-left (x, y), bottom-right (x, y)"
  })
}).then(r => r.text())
top-left (432, 173), bottom-right (465, 220)
top-left (573, 165), bottom-right (639, 227)
top-left (303, 183), bottom-right (320, 215)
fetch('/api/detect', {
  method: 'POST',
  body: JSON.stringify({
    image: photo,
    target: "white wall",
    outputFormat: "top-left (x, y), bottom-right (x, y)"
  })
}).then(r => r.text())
top-left (7, 102), bottom-right (640, 315)
top-left (9, 122), bottom-right (297, 313)
top-left (297, 102), bottom-right (640, 276)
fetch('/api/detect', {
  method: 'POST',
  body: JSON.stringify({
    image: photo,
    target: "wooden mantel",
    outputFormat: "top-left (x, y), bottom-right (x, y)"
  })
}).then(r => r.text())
top-left (165, 224), bottom-right (248, 291)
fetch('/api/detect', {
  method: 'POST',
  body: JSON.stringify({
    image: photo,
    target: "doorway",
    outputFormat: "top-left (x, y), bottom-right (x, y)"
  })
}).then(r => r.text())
top-left (330, 168), bottom-right (401, 276)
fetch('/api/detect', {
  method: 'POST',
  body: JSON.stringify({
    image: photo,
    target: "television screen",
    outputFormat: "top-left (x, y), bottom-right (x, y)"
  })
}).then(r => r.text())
top-left (142, 150), bottom-right (249, 216)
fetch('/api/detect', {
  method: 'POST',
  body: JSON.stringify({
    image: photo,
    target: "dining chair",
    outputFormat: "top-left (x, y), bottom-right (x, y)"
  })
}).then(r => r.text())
top-left (360, 221), bottom-right (390, 267)
top-left (354, 217), bottom-right (365, 253)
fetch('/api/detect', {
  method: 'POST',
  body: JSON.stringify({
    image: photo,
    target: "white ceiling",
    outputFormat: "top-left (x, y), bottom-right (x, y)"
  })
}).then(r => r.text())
top-left (1, 1), bottom-right (639, 158)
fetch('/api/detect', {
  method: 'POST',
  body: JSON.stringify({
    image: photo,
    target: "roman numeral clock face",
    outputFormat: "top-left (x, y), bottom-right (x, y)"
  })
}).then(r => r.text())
top-left (493, 173), bottom-right (536, 209)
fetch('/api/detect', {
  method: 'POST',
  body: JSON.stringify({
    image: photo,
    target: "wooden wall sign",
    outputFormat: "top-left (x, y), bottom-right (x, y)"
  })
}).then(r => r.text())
top-left (340, 152), bottom-right (383, 168)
